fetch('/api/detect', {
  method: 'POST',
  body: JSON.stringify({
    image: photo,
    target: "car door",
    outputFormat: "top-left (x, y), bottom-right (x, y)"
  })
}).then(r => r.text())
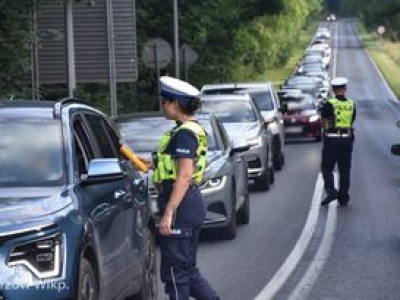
top-left (81, 113), bottom-right (134, 299)
top-left (103, 119), bottom-right (148, 290)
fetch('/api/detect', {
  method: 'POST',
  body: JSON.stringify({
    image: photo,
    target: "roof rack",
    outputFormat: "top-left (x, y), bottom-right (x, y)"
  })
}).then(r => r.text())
top-left (53, 97), bottom-right (91, 118)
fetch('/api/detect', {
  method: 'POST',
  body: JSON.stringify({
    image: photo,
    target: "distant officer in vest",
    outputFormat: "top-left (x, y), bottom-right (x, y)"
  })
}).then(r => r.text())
top-left (153, 76), bottom-right (219, 300)
top-left (320, 77), bottom-right (356, 206)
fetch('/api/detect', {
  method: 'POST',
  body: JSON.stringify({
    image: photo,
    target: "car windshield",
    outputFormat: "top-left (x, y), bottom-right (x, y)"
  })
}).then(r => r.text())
top-left (250, 92), bottom-right (274, 111)
top-left (0, 119), bottom-right (64, 187)
top-left (119, 118), bottom-right (218, 153)
top-left (200, 100), bottom-right (257, 123)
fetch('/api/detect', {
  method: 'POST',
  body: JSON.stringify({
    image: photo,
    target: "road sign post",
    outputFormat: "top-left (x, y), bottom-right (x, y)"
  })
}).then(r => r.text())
top-left (179, 44), bottom-right (198, 82)
top-left (142, 38), bottom-right (172, 110)
top-left (377, 26), bottom-right (385, 48)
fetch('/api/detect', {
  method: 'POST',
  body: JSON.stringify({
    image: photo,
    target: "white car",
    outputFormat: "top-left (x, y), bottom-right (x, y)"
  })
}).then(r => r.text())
top-left (326, 14), bottom-right (336, 22)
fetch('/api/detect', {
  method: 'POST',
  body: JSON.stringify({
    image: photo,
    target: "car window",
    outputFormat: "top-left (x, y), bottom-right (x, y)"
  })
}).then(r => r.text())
top-left (119, 118), bottom-right (218, 152)
top-left (250, 91), bottom-right (274, 111)
top-left (197, 119), bottom-right (218, 151)
top-left (85, 114), bottom-right (118, 158)
top-left (73, 118), bottom-right (95, 177)
top-left (0, 118), bottom-right (64, 187)
top-left (215, 119), bottom-right (230, 150)
top-left (200, 100), bottom-right (257, 123)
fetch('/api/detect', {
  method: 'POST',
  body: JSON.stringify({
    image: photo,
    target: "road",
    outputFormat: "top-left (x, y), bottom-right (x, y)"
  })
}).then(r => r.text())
top-left (158, 19), bottom-right (400, 299)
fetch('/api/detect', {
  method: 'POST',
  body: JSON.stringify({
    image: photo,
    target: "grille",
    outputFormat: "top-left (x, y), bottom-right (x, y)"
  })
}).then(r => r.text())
top-left (247, 158), bottom-right (262, 169)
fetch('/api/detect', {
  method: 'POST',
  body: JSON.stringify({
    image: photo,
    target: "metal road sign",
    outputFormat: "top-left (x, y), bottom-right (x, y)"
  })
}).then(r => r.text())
top-left (142, 38), bottom-right (173, 69)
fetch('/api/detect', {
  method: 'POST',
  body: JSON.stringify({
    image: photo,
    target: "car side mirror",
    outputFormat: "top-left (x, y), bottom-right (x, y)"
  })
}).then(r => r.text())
top-left (396, 120), bottom-right (400, 128)
top-left (81, 158), bottom-right (126, 185)
top-left (230, 139), bottom-right (250, 155)
top-left (391, 144), bottom-right (400, 156)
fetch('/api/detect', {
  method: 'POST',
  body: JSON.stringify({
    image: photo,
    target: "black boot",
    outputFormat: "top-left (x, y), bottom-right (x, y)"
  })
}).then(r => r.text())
top-left (321, 194), bottom-right (338, 206)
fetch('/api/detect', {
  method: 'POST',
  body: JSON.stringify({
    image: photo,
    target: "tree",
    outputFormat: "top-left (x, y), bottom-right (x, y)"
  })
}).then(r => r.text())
top-left (0, 0), bottom-right (34, 97)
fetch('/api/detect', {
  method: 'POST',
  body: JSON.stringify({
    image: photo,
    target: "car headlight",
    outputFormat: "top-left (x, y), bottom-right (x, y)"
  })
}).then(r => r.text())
top-left (201, 176), bottom-right (227, 191)
top-left (7, 233), bottom-right (64, 279)
top-left (247, 136), bottom-right (263, 147)
top-left (309, 115), bottom-right (320, 123)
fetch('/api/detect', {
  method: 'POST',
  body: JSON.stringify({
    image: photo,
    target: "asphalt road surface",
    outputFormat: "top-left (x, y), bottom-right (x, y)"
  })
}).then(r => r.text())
top-left (157, 19), bottom-right (400, 300)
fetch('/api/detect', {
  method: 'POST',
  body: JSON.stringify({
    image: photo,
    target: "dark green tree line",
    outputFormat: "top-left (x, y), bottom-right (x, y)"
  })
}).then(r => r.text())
top-left (0, 0), bottom-right (323, 113)
top-left (342, 0), bottom-right (400, 40)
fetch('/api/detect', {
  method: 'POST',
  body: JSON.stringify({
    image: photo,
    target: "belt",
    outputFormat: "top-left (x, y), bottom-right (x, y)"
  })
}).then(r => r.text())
top-left (325, 133), bottom-right (351, 138)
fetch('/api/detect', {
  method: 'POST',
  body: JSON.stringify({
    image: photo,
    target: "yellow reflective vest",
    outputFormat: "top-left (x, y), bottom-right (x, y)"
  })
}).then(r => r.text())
top-left (152, 121), bottom-right (208, 186)
top-left (325, 97), bottom-right (354, 130)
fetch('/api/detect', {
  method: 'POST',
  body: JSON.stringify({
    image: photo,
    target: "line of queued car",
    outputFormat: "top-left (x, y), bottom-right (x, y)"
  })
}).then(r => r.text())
top-left (278, 26), bottom-right (333, 142)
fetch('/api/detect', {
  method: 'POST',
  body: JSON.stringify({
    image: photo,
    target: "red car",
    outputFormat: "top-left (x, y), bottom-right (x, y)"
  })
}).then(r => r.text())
top-left (280, 92), bottom-right (322, 142)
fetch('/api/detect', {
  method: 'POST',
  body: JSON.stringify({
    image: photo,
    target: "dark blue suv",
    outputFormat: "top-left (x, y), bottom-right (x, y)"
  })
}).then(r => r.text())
top-left (0, 99), bottom-right (157, 300)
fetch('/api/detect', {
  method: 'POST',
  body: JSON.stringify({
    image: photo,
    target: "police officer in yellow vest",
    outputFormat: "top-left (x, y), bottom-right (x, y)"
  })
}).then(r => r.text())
top-left (154, 76), bottom-right (219, 300)
top-left (321, 77), bottom-right (356, 206)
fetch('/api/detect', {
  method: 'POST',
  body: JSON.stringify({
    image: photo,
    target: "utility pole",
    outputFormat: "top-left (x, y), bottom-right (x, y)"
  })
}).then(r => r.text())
top-left (106, 0), bottom-right (118, 117)
top-left (173, 0), bottom-right (180, 79)
top-left (65, 0), bottom-right (76, 98)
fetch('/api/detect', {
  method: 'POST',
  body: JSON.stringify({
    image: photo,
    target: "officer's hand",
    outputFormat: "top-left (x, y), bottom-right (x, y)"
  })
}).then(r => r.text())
top-left (138, 157), bottom-right (153, 169)
top-left (159, 212), bottom-right (173, 236)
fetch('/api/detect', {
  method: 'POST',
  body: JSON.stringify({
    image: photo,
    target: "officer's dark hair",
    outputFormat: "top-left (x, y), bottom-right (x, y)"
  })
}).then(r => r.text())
top-left (178, 97), bottom-right (201, 115)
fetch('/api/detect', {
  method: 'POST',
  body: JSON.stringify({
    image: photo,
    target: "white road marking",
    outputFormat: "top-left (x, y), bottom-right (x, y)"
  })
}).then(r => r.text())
top-left (254, 173), bottom-right (324, 300)
top-left (288, 201), bottom-right (338, 300)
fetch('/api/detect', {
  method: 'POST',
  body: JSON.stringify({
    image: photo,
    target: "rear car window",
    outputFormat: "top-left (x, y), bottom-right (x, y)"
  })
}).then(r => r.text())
top-left (250, 92), bottom-right (274, 111)
top-left (0, 118), bottom-right (64, 187)
top-left (200, 100), bottom-right (257, 123)
top-left (119, 119), bottom-right (218, 153)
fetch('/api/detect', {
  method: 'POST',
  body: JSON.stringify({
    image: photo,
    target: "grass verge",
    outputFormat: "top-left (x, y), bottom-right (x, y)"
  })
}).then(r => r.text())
top-left (256, 22), bottom-right (319, 87)
top-left (357, 22), bottom-right (400, 99)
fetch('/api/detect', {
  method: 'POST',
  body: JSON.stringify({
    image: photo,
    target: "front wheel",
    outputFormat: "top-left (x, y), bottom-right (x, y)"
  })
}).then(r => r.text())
top-left (77, 258), bottom-right (99, 300)
top-left (131, 228), bottom-right (157, 300)
top-left (254, 161), bottom-right (271, 191)
top-left (219, 185), bottom-right (237, 239)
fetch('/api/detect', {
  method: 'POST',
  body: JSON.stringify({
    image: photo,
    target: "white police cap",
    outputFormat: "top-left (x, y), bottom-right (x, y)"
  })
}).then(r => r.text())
top-left (331, 77), bottom-right (348, 88)
top-left (160, 76), bottom-right (199, 102)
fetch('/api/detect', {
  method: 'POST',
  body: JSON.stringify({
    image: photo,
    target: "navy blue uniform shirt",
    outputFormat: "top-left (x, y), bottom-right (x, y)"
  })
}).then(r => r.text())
top-left (167, 127), bottom-right (198, 159)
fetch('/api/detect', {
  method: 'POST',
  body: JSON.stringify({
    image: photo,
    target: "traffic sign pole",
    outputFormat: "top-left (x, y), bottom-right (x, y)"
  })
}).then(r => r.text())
top-left (153, 44), bottom-right (162, 111)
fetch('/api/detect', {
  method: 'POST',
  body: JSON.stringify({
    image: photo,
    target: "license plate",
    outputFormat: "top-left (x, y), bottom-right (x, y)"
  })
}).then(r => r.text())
top-left (285, 127), bottom-right (303, 134)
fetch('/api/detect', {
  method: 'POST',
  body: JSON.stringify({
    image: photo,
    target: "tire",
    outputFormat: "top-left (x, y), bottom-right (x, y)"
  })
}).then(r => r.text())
top-left (280, 152), bottom-right (285, 167)
top-left (219, 185), bottom-right (237, 240)
top-left (237, 194), bottom-right (250, 225)
top-left (273, 138), bottom-right (283, 171)
top-left (254, 161), bottom-right (270, 191)
top-left (269, 165), bottom-right (275, 184)
top-left (77, 258), bottom-right (99, 300)
top-left (132, 228), bottom-right (157, 300)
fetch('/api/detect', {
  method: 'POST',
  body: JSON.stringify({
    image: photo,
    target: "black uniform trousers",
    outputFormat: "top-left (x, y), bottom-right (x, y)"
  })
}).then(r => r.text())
top-left (321, 136), bottom-right (354, 204)
top-left (158, 185), bottom-right (219, 300)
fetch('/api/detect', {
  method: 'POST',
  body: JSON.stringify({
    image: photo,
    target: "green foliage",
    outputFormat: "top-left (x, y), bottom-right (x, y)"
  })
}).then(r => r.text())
top-left (0, 0), bottom-right (34, 97)
top-left (342, 0), bottom-right (400, 41)
top-left (1, 0), bottom-right (323, 114)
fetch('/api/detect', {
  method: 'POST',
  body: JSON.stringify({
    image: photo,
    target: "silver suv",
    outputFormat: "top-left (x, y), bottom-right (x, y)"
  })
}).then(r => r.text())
top-left (200, 94), bottom-right (275, 191)
top-left (201, 82), bottom-right (285, 170)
